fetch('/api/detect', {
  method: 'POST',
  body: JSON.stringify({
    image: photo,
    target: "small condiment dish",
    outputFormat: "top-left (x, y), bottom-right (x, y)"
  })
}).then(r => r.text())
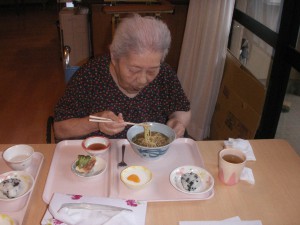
top-left (82, 136), bottom-right (111, 155)
top-left (3, 144), bottom-right (34, 170)
top-left (120, 166), bottom-right (152, 190)
top-left (71, 156), bottom-right (107, 179)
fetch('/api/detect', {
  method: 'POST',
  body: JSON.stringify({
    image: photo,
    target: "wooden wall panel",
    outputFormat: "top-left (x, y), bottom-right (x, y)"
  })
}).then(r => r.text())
top-left (91, 1), bottom-right (189, 70)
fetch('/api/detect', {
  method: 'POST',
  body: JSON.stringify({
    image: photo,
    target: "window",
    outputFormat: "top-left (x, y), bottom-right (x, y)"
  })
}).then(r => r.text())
top-left (228, 0), bottom-right (300, 147)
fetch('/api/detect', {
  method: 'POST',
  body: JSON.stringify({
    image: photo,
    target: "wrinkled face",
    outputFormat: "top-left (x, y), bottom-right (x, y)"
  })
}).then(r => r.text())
top-left (111, 51), bottom-right (163, 95)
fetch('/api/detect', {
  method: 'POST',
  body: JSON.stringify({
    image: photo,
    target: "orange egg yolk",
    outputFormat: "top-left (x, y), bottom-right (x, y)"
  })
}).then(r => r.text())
top-left (127, 174), bottom-right (140, 183)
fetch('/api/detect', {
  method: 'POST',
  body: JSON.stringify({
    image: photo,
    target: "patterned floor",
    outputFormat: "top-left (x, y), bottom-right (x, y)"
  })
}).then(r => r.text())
top-left (276, 94), bottom-right (300, 156)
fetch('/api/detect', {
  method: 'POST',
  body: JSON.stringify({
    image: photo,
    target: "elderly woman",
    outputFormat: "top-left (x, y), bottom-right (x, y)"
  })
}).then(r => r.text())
top-left (54, 14), bottom-right (191, 141)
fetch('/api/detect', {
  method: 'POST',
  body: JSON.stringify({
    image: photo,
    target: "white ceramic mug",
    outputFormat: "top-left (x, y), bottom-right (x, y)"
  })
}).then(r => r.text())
top-left (218, 148), bottom-right (246, 185)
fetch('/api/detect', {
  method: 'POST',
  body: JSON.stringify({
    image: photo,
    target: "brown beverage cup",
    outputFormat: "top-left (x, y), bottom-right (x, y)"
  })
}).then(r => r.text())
top-left (218, 148), bottom-right (246, 185)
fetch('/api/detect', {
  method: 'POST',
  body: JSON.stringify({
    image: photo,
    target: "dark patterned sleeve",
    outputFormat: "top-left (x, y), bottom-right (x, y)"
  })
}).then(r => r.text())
top-left (54, 61), bottom-right (97, 122)
top-left (159, 63), bottom-right (191, 115)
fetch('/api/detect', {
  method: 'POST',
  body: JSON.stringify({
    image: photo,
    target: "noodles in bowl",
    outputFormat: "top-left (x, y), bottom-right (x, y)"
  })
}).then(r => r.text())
top-left (132, 123), bottom-right (171, 147)
top-left (127, 122), bottom-right (176, 160)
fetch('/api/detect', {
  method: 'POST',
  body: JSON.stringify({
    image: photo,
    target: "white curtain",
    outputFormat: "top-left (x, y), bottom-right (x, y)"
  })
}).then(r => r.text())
top-left (177, 0), bottom-right (235, 140)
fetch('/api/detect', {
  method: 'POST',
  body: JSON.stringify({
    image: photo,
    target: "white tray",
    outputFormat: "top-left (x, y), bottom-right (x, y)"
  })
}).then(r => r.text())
top-left (43, 138), bottom-right (214, 204)
top-left (110, 139), bottom-right (214, 201)
top-left (0, 151), bottom-right (44, 225)
top-left (42, 140), bottom-right (112, 204)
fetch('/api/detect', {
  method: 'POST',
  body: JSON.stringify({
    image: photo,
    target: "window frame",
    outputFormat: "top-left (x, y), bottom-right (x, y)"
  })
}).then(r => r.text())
top-left (228, 0), bottom-right (300, 139)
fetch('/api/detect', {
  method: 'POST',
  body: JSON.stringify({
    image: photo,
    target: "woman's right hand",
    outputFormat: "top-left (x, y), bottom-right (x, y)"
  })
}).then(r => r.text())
top-left (93, 111), bottom-right (126, 136)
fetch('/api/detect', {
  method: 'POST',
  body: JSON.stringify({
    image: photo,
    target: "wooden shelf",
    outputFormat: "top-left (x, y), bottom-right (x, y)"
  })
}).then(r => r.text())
top-left (102, 0), bottom-right (174, 14)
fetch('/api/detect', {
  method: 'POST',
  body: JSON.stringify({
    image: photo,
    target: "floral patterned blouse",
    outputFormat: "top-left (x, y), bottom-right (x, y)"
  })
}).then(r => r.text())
top-left (54, 54), bottom-right (190, 139)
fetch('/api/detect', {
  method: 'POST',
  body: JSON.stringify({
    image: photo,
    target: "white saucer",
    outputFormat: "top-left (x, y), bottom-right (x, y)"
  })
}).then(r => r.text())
top-left (169, 165), bottom-right (214, 194)
top-left (71, 156), bottom-right (107, 178)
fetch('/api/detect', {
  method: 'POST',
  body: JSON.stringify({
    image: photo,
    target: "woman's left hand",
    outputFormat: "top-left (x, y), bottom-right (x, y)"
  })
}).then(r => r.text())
top-left (167, 110), bottom-right (191, 138)
top-left (167, 118), bottom-right (186, 138)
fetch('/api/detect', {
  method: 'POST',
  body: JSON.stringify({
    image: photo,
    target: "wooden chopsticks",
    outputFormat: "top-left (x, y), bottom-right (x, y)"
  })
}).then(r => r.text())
top-left (89, 115), bottom-right (139, 126)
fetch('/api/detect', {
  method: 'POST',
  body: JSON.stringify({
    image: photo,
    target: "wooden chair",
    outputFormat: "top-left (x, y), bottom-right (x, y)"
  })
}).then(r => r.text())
top-left (46, 116), bottom-right (54, 143)
top-left (46, 46), bottom-right (80, 143)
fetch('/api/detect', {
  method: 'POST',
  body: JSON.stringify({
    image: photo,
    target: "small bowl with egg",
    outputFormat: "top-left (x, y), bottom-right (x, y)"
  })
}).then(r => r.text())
top-left (120, 166), bottom-right (152, 190)
top-left (82, 136), bottom-right (111, 155)
top-left (3, 144), bottom-right (34, 170)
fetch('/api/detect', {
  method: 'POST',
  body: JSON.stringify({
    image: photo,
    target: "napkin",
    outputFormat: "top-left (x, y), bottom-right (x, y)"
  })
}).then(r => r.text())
top-left (41, 193), bottom-right (147, 225)
top-left (224, 138), bottom-right (256, 184)
top-left (180, 216), bottom-right (263, 225)
top-left (240, 167), bottom-right (255, 184)
top-left (224, 138), bottom-right (256, 161)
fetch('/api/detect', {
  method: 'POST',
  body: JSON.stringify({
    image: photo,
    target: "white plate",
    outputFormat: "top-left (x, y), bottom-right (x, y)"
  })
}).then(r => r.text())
top-left (0, 171), bottom-right (34, 201)
top-left (71, 156), bottom-right (107, 178)
top-left (169, 165), bottom-right (214, 194)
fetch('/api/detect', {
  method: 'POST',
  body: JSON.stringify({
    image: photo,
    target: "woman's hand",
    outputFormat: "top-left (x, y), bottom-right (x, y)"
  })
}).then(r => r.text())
top-left (93, 111), bottom-right (126, 136)
top-left (167, 110), bottom-right (191, 138)
top-left (167, 118), bottom-right (186, 138)
top-left (54, 111), bottom-right (127, 140)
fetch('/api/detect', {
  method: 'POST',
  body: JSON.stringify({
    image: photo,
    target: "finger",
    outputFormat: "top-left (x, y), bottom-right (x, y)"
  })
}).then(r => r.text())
top-left (176, 128), bottom-right (185, 138)
top-left (104, 111), bottom-right (120, 122)
top-left (94, 111), bottom-right (125, 124)
top-left (102, 126), bottom-right (126, 136)
top-left (98, 120), bottom-right (126, 135)
top-left (170, 121), bottom-right (185, 138)
top-left (117, 113), bottom-right (125, 123)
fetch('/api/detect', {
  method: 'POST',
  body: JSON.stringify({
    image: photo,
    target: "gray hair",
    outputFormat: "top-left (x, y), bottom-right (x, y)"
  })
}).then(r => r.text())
top-left (110, 14), bottom-right (171, 62)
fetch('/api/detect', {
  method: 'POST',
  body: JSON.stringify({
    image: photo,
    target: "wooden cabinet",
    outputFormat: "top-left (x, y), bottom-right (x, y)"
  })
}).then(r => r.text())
top-left (0, 0), bottom-right (48, 5)
top-left (90, 1), bottom-right (189, 70)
